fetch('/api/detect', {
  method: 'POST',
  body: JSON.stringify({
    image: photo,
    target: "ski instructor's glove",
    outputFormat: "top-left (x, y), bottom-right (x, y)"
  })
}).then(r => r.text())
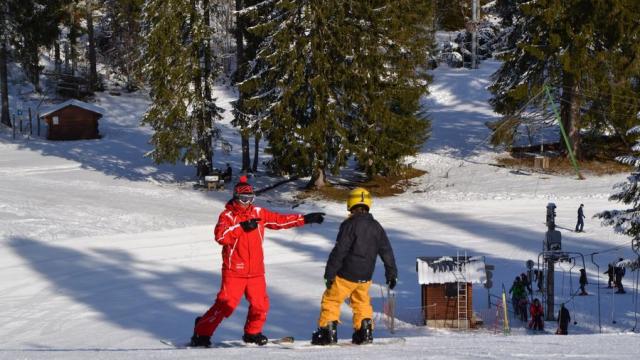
top-left (304, 212), bottom-right (325, 224)
top-left (240, 218), bottom-right (260, 232)
top-left (386, 278), bottom-right (397, 290)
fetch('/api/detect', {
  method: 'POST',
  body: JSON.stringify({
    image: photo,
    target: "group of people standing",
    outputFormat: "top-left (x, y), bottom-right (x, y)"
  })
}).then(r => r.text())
top-left (508, 271), bottom-right (573, 334)
top-left (604, 259), bottom-right (627, 294)
top-left (188, 176), bottom-right (397, 347)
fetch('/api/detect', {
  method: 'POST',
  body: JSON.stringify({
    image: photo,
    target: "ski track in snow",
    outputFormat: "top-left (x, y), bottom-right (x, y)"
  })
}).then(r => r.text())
top-left (1, 63), bottom-right (639, 359)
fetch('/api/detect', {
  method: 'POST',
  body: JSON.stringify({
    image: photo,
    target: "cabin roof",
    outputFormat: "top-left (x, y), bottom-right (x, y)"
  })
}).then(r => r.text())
top-left (416, 256), bottom-right (486, 285)
top-left (40, 100), bottom-right (105, 118)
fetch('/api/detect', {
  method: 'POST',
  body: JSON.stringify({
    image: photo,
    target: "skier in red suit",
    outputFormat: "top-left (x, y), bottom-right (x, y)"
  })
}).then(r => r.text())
top-left (190, 176), bottom-right (325, 347)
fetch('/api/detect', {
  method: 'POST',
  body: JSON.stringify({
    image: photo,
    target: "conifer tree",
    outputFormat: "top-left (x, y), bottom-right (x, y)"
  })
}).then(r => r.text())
top-left (346, 1), bottom-right (432, 177)
top-left (490, 0), bottom-right (640, 158)
top-left (244, 0), bottom-right (431, 187)
top-left (0, 0), bottom-right (70, 125)
top-left (100, 0), bottom-right (144, 91)
top-left (142, 0), bottom-right (223, 176)
top-left (596, 126), bottom-right (640, 239)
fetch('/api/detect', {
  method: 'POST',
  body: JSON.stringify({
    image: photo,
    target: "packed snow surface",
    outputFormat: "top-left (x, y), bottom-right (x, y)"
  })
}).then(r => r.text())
top-left (1, 61), bottom-right (639, 359)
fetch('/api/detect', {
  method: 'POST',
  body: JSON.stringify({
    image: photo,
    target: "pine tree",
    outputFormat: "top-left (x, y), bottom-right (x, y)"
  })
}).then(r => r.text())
top-left (100, 0), bottom-right (144, 91)
top-left (142, 0), bottom-right (223, 176)
top-left (244, 0), bottom-right (431, 187)
top-left (0, 0), bottom-right (71, 126)
top-left (345, 1), bottom-right (432, 177)
top-left (596, 126), bottom-right (640, 239)
top-left (490, 0), bottom-right (640, 158)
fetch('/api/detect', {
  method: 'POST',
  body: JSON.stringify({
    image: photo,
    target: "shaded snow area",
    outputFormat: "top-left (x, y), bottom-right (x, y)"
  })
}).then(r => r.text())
top-left (1, 63), bottom-right (639, 360)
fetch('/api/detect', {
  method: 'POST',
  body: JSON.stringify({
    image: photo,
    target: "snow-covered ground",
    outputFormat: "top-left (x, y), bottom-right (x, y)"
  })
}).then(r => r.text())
top-left (1, 61), bottom-right (639, 359)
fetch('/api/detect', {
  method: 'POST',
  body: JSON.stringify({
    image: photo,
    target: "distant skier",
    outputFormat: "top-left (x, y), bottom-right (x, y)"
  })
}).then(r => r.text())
top-left (575, 204), bottom-right (585, 232)
top-left (189, 176), bottom-right (325, 347)
top-left (534, 269), bottom-right (544, 293)
top-left (604, 263), bottom-right (614, 288)
top-left (528, 298), bottom-right (544, 331)
top-left (509, 276), bottom-right (527, 321)
top-left (614, 258), bottom-right (626, 294)
top-left (556, 303), bottom-right (571, 335)
top-left (223, 163), bottom-right (232, 182)
top-left (311, 188), bottom-right (397, 346)
top-left (578, 268), bottom-right (588, 295)
top-left (521, 272), bottom-right (532, 295)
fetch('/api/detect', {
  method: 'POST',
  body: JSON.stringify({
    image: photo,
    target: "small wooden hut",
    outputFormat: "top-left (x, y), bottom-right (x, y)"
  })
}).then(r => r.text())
top-left (40, 100), bottom-right (104, 140)
top-left (416, 255), bottom-right (486, 329)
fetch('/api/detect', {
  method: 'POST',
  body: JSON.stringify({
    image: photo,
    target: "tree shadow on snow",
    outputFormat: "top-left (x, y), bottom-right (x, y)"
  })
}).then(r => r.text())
top-left (7, 236), bottom-right (325, 344)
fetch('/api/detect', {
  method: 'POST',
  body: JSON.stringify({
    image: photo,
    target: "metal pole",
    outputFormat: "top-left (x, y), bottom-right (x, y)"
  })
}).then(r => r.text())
top-left (546, 260), bottom-right (555, 321)
top-left (590, 254), bottom-right (602, 333)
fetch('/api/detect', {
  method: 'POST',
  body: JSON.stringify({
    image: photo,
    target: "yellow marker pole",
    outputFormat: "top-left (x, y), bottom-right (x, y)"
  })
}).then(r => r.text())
top-left (502, 289), bottom-right (510, 335)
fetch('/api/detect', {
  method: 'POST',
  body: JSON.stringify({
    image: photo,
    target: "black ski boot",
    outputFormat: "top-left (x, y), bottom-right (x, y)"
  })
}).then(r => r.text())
top-left (243, 332), bottom-right (268, 346)
top-left (189, 316), bottom-right (212, 347)
top-left (311, 321), bottom-right (338, 345)
top-left (352, 318), bottom-right (373, 345)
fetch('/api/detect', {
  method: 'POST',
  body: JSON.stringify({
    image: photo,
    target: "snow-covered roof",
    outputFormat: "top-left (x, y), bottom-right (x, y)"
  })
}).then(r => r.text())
top-left (417, 256), bottom-right (486, 285)
top-left (39, 100), bottom-right (105, 118)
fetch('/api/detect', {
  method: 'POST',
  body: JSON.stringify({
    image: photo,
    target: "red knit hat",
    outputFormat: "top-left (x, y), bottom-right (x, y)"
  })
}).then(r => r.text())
top-left (234, 175), bottom-right (254, 196)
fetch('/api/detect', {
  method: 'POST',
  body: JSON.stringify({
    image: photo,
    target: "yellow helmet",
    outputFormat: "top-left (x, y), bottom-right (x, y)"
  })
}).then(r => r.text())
top-left (347, 187), bottom-right (372, 211)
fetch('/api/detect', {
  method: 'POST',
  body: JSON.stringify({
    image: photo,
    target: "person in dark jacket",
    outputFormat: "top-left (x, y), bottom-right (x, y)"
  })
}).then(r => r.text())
top-left (311, 187), bottom-right (397, 346)
top-left (575, 204), bottom-right (585, 232)
top-left (509, 277), bottom-right (526, 320)
top-left (534, 269), bottom-right (544, 293)
top-left (189, 176), bottom-right (325, 347)
top-left (556, 303), bottom-right (571, 335)
top-left (223, 163), bottom-right (232, 182)
top-left (578, 268), bottom-right (588, 295)
top-left (604, 263), bottom-right (614, 288)
top-left (614, 258), bottom-right (626, 294)
top-left (521, 272), bottom-right (532, 295)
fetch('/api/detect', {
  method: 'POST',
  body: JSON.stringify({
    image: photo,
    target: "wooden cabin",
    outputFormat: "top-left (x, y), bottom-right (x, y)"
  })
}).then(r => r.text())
top-left (416, 256), bottom-right (486, 329)
top-left (40, 100), bottom-right (104, 140)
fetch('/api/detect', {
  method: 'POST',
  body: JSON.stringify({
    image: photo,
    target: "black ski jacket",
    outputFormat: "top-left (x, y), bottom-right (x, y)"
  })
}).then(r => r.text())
top-left (324, 212), bottom-right (397, 283)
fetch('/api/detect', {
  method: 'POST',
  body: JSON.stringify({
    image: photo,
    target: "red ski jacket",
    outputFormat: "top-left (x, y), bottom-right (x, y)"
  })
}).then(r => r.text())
top-left (214, 200), bottom-right (305, 276)
top-left (529, 303), bottom-right (544, 318)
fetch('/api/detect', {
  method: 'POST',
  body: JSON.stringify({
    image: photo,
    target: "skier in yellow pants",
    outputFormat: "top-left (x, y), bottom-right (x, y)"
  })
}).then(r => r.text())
top-left (312, 188), bottom-right (398, 345)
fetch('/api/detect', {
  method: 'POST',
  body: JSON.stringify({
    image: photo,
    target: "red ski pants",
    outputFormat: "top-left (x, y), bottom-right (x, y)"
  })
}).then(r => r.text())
top-left (195, 274), bottom-right (269, 336)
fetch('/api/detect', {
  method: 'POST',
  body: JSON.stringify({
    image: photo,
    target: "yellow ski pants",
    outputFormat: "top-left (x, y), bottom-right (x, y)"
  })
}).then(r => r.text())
top-left (318, 276), bottom-right (373, 330)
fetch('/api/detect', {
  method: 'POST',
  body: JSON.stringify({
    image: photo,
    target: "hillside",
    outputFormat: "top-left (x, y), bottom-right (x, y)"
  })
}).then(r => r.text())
top-left (1, 60), bottom-right (639, 359)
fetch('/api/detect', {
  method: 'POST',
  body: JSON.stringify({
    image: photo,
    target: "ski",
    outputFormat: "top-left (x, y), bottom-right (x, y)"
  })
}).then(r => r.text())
top-left (160, 336), bottom-right (295, 349)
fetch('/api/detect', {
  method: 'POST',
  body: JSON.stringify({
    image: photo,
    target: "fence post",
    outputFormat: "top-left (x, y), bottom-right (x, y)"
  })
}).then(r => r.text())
top-left (37, 113), bottom-right (40, 136)
top-left (28, 108), bottom-right (32, 135)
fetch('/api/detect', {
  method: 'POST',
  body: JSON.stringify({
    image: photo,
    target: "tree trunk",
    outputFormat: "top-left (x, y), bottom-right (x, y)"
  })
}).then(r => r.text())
top-left (568, 83), bottom-right (582, 160)
top-left (69, 22), bottom-right (77, 76)
top-left (87, 2), bottom-right (98, 91)
top-left (0, 40), bottom-right (10, 127)
top-left (252, 133), bottom-right (260, 172)
top-left (242, 132), bottom-right (251, 172)
top-left (203, 0), bottom-right (213, 168)
top-left (235, 0), bottom-right (251, 172)
top-left (307, 166), bottom-right (327, 189)
top-left (560, 74), bottom-right (582, 159)
top-left (54, 41), bottom-right (61, 74)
